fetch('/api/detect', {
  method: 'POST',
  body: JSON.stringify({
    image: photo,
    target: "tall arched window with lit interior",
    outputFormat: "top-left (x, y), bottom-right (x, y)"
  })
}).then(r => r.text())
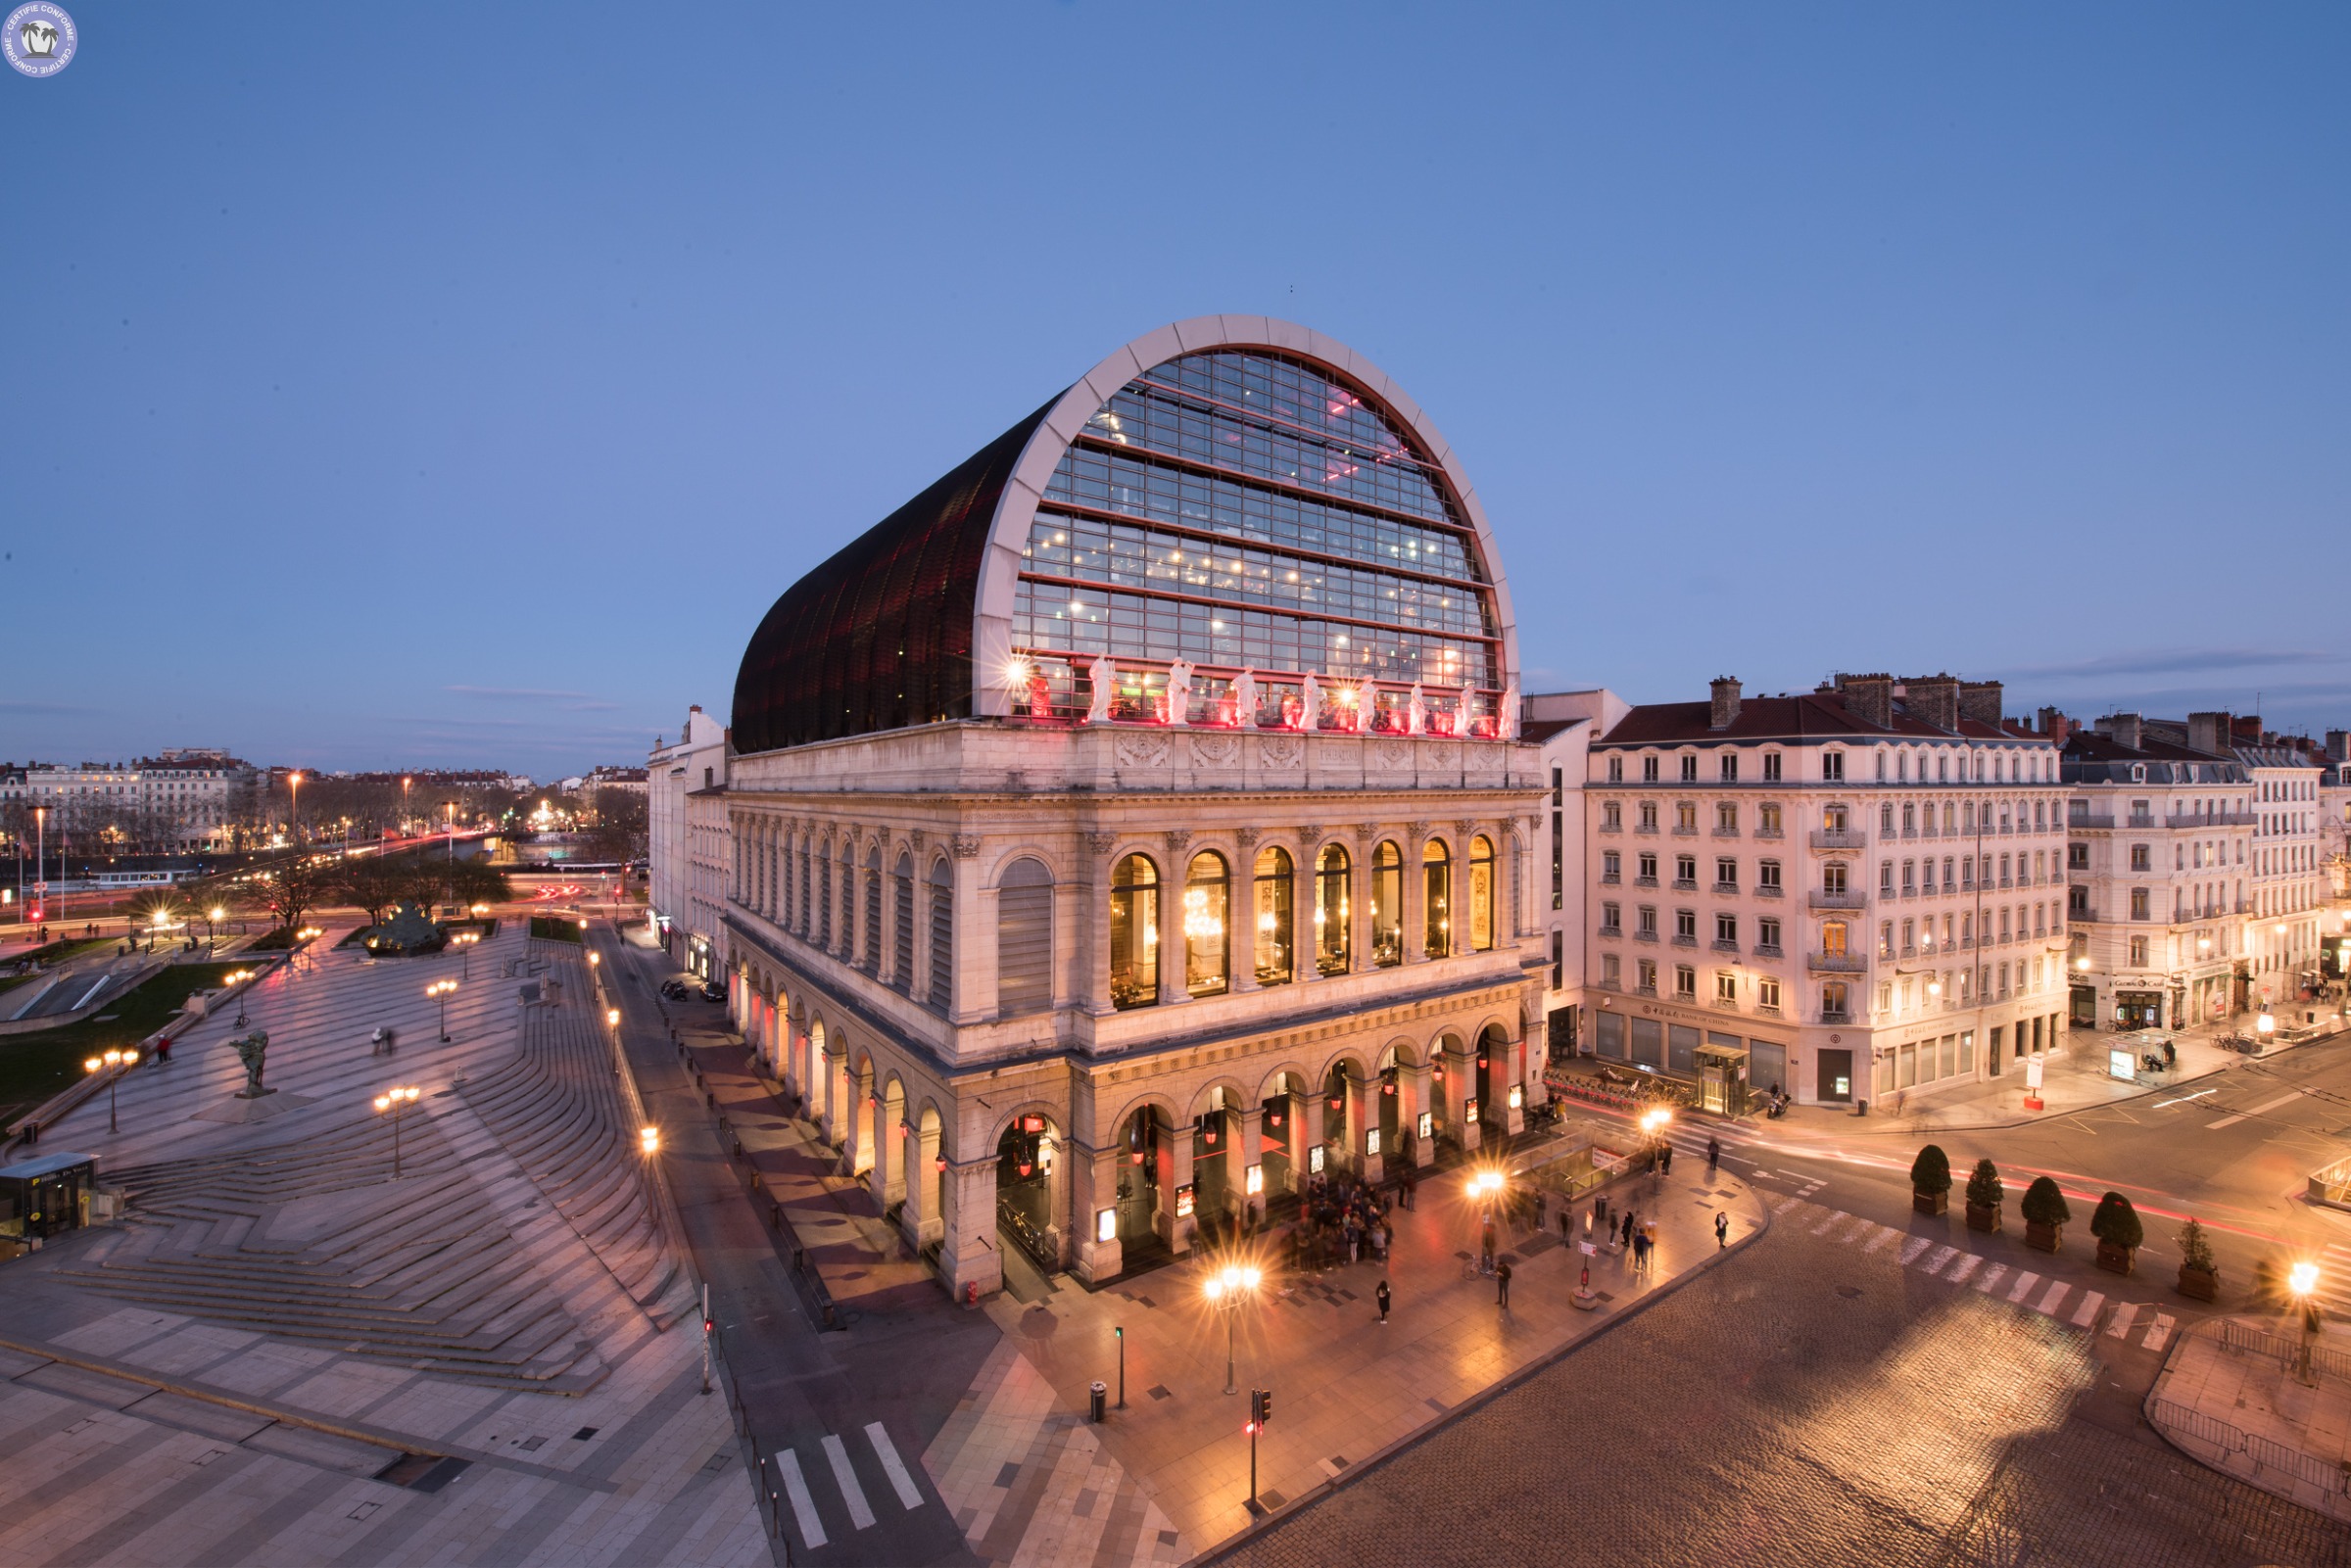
top-left (1109, 854), bottom-right (1160, 1009)
top-left (1254, 845), bottom-right (1293, 985)
top-left (1183, 851), bottom-right (1229, 998)
top-left (1315, 844), bottom-right (1350, 975)
top-left (1422, 838), bottom-right (1452, 958)
top-left (1371, 840), bottom-right (1403, 967)
top-left (1468, 834), bottom-right (1495, 951)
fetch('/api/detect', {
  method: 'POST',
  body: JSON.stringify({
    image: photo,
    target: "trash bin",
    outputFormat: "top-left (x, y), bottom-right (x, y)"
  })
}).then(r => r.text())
top-left (1089, 1381), bottom-right (1107, 1423)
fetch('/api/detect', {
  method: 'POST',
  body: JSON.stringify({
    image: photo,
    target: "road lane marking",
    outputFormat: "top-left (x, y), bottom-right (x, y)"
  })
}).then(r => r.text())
top-left (1898, 1236), bottom-right (1933, 1265)
top-left (2153, 1088), bottom-right (2219, 1109)
top-left (2036, 1280), bottom-right (2070, 1315)
top-left (776, 1451), bottom-right (827, 1549)
top-left (1947, 1253), bottom-right (1982, 1285)
top-left (2208, 1089), bottom-right (2306, 1130)
top-left (1921, 1245), bottom-right (1957, 1276)
top-left (2007, 1270), bottom-right (2040, 1303)
top-left (2104, 1304), bottom-right (2138, 1338)
top-left (1974, 1262), bottom-right (2008, 1294)
top-left (1810, 1210), bottom-right (1843, 1235)
top-left (2069, 1290), bottom-right (2105, 1327)
top-left (864, 1422), bottom-right (924, 1511)
top-left (1865, 1226), bottom-right (1900, 1254)
top-left (822, 1433), bottom-right (876, 1530)
top-left (2144, 1312), bottom-right (2176, 1352)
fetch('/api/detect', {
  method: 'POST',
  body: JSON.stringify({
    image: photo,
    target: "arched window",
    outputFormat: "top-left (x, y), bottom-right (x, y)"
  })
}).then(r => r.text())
top-left (1110, 854), bottom-right (1160, 1009)
top-left (1422, 838), bottom-right (1452, 958)
top-left (1371, 841), bottom-right (1403, 967)
top-left (1183, 851), bottom-right (1229, 998)
top-left (862, 847), bottom-right (882, 973)
top-left (890, 853), bottom-right (914, 993)
top-left (1254, 845), bottom-right (1294, 985)
top-left (927, 858), bottom-right (953, 1011)
top-left (817, 845), bottom-right (833, 947)
top-left (1315, 844), bottom-right (1350, 975)
top-left (996, 857), bottom-right (1054, 1016)
top-left (1468, 834), bottom-right (1496, 951)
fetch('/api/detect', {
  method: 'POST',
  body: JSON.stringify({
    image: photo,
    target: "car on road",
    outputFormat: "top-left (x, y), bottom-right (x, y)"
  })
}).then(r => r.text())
top-left (699, 980), bottom-right (726, 1003)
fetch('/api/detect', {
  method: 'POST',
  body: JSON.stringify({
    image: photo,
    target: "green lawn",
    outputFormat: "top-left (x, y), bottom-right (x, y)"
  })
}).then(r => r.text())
top-left (10, 936), bottom-right (116, 968)
top-left (0, 962), bottom-right (250, 1126)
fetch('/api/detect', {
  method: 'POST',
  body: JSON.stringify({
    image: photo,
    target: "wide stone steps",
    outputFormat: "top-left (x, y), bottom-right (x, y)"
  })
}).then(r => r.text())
top-left (68, 1113), bottom-right (608, 1393)
top-left (456, 961), bottom-right (685, 1326)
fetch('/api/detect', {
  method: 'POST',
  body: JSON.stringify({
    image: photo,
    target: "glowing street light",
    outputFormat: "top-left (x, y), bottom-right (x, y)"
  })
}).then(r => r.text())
top-left (207, 905), bottom-right (225, 956)
top-left (450, 927), bottom-right (481, 978)
top-left (373, 1084), bottom-right (421, 1176)
top-left (2289, 1260), bottom-right (2323, 1385)
top-left (1203, 1260), bottom-right (1263, 1396)
top-left (427, 977), bottom-right (458, 1041)
top-left (83, 1047), bottom-right (139, 1132)
top-left (640, 1125), bottom-right (661, 1156)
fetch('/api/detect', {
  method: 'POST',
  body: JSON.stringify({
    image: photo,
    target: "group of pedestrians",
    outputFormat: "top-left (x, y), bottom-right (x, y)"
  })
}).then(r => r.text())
top-left (1296, 1169), bottom-right (1391, 1270)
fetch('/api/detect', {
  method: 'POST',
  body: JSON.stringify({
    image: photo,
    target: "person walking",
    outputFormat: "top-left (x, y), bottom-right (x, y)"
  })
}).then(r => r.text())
top-left (1660, 1143), bottom-right (1674, 1177)
top-left (1715, 1212), bottom-right (1730, 1250)
top-left (1620, 1210), bottom-right (1635, 1251)
top-left (1496, 1258), bottom-right (1512, 1308)
top-left (1376, 1278), bottom-right (1391, 1325)
top-left (1706, 1137), bottom-right (1720, 1173)
top-left (1632, 1230), bottom-right (1650, 1273)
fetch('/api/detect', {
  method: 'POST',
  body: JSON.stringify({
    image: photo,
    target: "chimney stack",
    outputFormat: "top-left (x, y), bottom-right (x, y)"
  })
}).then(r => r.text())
top-left (2186, 711), bottom-right (2230, 757)
top-left (1837, 673), bottom-right (1895, 731)
top-left (1708, 677), bottom-right (1743, 731)
top-left (2037, 706), bottom-right (2073, 746)
top-left (2105, 713), bottom-right (2143, 751)
top-left (1958, 681), bottom-right (2005, 730)
top-left (1903, 674), bottom-right (1960, 734)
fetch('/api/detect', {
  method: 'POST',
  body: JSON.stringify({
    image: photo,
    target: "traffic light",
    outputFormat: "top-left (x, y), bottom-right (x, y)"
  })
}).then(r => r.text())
top-left (1248, 1389), bottom-right (1271, 1431)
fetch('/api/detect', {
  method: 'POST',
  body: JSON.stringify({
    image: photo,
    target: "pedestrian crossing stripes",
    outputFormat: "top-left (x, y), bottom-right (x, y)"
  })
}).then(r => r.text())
top-left (1778, 1198), bottom-right (2186, 1353)
top-left (774, 1422), bottom-right (926, 1552)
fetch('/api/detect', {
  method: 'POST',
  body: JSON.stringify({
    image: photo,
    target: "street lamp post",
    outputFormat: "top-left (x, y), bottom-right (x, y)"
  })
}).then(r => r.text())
top-left (1203, 1261), bottom-right (1262, 1396)
top-left (373, 1084), bottom-right (421, 1177)
top-left (83, 1048), bottom-right (138, 1132)
top-left (452, 928), bottom-right (480, 978)
top-left (288, 772), bottom-right (303, 852)
top-left (2288, 1261), bottom-right (2322, 1386)
top-left (207, 905), bottom-right (224, 957)
top-left (428, 978), bottom-right (457, 1041)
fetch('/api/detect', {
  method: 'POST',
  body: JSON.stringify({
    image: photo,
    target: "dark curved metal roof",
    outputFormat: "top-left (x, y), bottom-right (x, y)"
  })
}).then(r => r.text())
top-left (731, 398), bottom-right (1058, 754)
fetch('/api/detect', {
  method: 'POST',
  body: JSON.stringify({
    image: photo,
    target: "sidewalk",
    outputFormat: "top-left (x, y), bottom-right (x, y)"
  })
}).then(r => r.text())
top-left (2146, 1314), bottom-right (2351, 1523)
top-left (984, 1151), bottom-right (1769, 1551)
top-left (1730, 1014), bottom-right (2350, 1141)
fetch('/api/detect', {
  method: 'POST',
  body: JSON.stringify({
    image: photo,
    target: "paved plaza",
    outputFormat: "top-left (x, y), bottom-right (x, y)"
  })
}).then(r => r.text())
top-left (2149, 1315), bottom-right (2351, 1523)
top-left (0, 921), bottom-right (764, 1568)
top-left (1214, 1213), bottom-right (2351, 1568)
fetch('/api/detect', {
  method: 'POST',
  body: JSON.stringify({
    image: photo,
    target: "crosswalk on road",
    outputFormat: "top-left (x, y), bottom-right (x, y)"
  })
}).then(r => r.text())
top-left (774, 1422), bottom-right (926, 1552)
top-left (1770, 1196), bottom-right (2184, 1354)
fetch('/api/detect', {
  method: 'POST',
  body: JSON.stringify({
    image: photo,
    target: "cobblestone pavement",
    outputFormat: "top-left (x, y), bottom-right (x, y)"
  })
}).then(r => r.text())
top-left (1216, 1217), bottom-right (2351, 1568)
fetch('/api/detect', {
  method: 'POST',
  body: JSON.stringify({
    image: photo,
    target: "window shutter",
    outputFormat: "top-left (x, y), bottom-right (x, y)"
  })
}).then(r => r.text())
top-left (996, 858), bottom-right (1054, 1017)
top-left (929, 862), bottom-right (955, 1011)
top-left (891, 867), bottom-right (914, 991)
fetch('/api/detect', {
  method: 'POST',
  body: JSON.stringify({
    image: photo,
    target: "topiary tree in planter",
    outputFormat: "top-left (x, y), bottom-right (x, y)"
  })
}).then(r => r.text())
top-left (2089, 1191), bottom-right (2142, 1275)
top-left (1964, 1159), bottom-right (2003, 1233)
top-left (2176, 1217), bottom-right (2220, 1302)
top-left (2021, 1175), bottom-right (2070, 1253)
top-left (1910, 1144), bottom-right (1953, 1216)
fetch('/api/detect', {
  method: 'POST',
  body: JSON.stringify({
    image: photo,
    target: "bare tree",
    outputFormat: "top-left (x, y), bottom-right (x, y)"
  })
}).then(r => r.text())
top-left (249, 854), bottom-right (332, 932)
top-left (335, 855), bottom-right (408, 927)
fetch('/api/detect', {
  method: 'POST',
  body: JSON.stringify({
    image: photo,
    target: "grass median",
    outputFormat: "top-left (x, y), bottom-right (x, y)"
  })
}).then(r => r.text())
top-left (0, 962), bottom-right (248, 1126)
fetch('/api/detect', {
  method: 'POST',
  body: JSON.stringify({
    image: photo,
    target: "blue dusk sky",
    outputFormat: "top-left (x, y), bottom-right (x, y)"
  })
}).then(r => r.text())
top-left (3, 3), bottom-right (2346, 777)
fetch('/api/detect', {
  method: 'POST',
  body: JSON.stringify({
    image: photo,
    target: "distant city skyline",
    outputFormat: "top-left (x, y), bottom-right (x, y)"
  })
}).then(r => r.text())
top-left (5, 5), bottom-right (2344, 773)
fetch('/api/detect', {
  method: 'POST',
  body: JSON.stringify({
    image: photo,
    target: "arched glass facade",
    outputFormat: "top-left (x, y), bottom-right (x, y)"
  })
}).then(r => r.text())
top-left (1011, 351), bottom-right (1502, 727)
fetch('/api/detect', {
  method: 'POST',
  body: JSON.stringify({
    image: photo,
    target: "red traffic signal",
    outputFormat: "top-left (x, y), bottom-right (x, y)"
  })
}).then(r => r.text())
top-left (1249, 1389), bottom-right (1272, 1427)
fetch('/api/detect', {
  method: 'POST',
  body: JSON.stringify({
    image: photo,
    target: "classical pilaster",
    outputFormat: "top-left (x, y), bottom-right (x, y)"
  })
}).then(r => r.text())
top-left (1403, 821), bottom-right (1430, 965)
top-left (1236, 1106), bottom-right (1264, 1226)
top-left (1084, 830), bottom-right (1119, 1016)
top-left (1404, 1057), bottom-right (1435, 1166)
top-left (1074, 1142), bottom-right (1124, 1285)
top-left (1157, 829), bottom-right (1190, 1006)
top-left (940, 1157), bottom-right (1001, 1300)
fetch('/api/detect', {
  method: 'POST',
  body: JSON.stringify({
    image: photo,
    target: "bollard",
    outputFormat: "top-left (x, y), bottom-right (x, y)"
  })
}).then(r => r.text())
top-left (770, 1201), bottom-right (782, 1230)
top-left (1089, 1381), bottom-right (1107, 1423)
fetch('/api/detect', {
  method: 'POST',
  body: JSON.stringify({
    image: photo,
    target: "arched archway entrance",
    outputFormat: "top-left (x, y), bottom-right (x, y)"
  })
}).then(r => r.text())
top-left (995, 1113), bottom-right (1062, 1273)
top-left (1259, 1071), bottom-right (1307, 1204)
top-left (1115, 1104), bottom-right (1170, 1255)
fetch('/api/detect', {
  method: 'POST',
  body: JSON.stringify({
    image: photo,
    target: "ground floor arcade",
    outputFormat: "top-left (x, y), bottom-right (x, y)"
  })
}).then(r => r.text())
top-left (725, 929), bottom-right (1541, 1298)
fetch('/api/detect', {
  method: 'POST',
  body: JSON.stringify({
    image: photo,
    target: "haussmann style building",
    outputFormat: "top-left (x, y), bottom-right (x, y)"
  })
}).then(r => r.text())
top-left (717, 318), bottom-right (1548, 1299)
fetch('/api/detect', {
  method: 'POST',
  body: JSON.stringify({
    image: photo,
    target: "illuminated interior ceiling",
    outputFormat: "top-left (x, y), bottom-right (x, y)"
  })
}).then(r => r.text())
top-left (731, 317), bottom-right (1517, 754)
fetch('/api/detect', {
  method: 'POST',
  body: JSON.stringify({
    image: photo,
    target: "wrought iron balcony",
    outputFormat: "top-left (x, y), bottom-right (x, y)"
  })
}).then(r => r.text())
top-left (1809, 830), bottom-right (1868, 850)
top-left (1809, 889), bottom-right (1867, 910)
top-left (1807, 952), bottom-right (1869, 974)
